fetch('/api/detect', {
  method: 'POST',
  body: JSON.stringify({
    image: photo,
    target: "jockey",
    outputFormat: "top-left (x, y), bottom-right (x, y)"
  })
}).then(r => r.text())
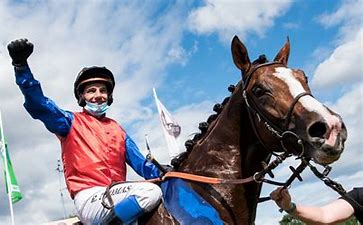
top-left (7, 38), bottom-right (162, 225)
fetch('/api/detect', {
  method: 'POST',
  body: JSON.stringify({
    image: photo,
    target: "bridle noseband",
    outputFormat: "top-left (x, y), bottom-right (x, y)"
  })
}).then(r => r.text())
top-left (242, 62), bottom-right (311, 156)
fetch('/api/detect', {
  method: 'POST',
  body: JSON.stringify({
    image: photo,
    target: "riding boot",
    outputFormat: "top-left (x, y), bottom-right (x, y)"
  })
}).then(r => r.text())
top-left (102, 195), bottom-right (144, 225)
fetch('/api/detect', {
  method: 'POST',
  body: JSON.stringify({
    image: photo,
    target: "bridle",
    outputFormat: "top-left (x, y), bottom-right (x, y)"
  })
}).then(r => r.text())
top-left (241, 61), bottom-right (312, 157)
top-left (240, 62), bottom-right (359, 207)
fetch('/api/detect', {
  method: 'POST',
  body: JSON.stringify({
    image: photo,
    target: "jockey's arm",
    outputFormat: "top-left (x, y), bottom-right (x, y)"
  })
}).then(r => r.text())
top-left (125, 134), bottom-right (161, 179)
top-left (14, 66), bottom-right (73, 137)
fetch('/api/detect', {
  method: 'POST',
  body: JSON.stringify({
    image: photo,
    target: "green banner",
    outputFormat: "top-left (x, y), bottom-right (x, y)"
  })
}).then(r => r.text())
top-left (2, 142), bottom-right (23, 203)
top-left (0, 112), bottom-right (22, 204)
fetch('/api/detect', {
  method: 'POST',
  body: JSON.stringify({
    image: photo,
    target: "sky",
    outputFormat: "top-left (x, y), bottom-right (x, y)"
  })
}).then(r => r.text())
top-left (0, 0), bottom-right (362, 224)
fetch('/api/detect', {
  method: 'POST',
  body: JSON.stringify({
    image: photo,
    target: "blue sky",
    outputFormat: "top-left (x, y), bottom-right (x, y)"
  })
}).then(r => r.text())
top-left (0, 0), bottom-right (362, 224)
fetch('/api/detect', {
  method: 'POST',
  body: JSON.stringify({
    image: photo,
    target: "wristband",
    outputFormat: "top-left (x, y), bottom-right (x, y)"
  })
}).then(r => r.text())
top-left (284, 202), bottom-right (296, 214)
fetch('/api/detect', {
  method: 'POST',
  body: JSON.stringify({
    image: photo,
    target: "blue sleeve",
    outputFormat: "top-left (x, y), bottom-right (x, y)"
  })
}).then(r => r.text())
top-left (125, 134), bottom-right (161, 179)
top-left (14, 66), bottom-right (74, 137)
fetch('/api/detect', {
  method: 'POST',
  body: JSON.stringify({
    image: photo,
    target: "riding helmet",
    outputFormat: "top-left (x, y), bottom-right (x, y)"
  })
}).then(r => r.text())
top-left (74, 66), bottom-right (115, 106)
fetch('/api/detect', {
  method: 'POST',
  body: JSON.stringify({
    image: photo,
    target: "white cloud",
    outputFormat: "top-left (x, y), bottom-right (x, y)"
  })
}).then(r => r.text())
top-left (312, 0), bottom-right (363, 89)
top-left (187, 0), bottom-right (292, 42)
top-left (318, 0), bottom-right (362, 30)
top-left (312, 28), bottom-right (363, 88)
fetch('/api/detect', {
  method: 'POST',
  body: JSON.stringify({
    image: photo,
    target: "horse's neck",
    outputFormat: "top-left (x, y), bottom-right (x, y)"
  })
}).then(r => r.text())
top-left (178, 87), bottom-right (271, 225)
top-left (180, 90), bottom-right (245, 176)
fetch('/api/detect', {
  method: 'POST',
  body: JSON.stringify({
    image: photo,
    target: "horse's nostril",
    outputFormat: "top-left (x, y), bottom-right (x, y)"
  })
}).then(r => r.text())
top-left (308, 122), bottom-right (327, 138)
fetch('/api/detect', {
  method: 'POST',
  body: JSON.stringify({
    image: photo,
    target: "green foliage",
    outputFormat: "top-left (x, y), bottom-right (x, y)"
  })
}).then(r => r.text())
top-left (279, 214), bottom-right (305, 225)
top-left (343, 216), bottom-right (361, 225)
top-left (279, 214), bottom-right (360, 225)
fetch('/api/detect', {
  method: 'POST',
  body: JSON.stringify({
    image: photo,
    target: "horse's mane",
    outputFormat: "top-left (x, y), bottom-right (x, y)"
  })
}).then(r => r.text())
top-left (170, 91), bottom-right (232, 169)
top-left (171, 55), bottom-right (269, 169)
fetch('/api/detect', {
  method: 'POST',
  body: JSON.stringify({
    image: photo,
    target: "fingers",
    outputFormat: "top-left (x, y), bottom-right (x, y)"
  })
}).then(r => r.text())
top-left (7, 38), bottom-right (34, 66)
top-left (8, 39), bottom-right (33, 52)
top-left (270, 187), bottom-right (285, 200)
top-left (270, 187), bottom-right (293, 210)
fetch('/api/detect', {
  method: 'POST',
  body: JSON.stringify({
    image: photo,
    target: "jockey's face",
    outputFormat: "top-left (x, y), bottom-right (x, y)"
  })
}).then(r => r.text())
top-left (82, 82), bottom-right (108, 105)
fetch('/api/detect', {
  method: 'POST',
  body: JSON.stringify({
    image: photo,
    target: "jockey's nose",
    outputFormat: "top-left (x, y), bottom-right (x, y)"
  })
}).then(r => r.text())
top-left (93, 90), bottom-right (106, 103)
top-left (95, 89), bottom-right (103, 97)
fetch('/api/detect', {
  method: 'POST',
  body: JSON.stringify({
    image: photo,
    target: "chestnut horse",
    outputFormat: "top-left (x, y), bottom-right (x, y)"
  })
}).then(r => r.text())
top-left (140, 36), bottom-right (347, 225)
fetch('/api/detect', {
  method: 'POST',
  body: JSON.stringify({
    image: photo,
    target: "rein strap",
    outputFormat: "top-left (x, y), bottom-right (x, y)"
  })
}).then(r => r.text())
top-left (150, 152), bottom-right (292, 186)
top-left (160, 171), bottom-right (255, 184)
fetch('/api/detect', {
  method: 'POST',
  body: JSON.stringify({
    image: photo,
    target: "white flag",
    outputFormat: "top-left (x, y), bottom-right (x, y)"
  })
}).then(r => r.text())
top-left (153, 88), bottom-right (183, 159)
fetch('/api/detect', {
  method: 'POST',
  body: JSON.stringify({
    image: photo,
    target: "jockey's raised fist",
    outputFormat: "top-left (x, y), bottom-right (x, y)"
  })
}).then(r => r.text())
top-left (7, 38), bottom-right (33, 67)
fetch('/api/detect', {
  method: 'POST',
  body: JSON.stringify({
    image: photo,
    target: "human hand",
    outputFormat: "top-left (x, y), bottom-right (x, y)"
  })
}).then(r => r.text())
top-left (7, 38), bottom-right (34, 67)
top-left (270, 187), bottom-right (293, 210)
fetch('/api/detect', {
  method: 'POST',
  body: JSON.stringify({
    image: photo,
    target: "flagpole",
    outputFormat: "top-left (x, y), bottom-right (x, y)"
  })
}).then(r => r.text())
top-left (0, 111), bottom-right (15, 225)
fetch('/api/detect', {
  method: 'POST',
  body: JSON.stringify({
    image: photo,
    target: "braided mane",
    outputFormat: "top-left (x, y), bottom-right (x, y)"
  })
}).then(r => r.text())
top-left (170, 55), bottom-right (269, 169)
top-left (170, 85), bottom-right (234, 168)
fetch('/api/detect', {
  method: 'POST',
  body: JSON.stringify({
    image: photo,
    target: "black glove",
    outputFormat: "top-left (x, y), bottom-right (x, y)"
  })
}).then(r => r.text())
top-left (7, 38), bottom-right (34, 67)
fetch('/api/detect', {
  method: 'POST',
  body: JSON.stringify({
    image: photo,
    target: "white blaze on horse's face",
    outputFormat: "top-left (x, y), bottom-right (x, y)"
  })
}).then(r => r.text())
top-left (273, 68), bottom-right (333, 118)
top-left (273, 67), bottom-right (346, 164)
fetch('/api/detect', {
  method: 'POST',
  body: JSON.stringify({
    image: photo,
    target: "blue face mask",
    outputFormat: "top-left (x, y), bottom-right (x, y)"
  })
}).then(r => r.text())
top-left (84, 101), bottom-right (109, 117)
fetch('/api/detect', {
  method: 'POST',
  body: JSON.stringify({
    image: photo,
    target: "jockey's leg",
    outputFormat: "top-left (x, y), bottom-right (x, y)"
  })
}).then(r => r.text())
top-left (102, 195), bottom-right (142, 224)
top-left (74, 182), bottom-right (162, 225)
top-left (102, 182), bottom-right (162, 225)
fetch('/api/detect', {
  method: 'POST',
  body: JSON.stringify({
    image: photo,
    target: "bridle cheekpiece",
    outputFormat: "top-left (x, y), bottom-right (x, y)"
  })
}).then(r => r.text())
top-left (241, 62), bottom-right (311, 157)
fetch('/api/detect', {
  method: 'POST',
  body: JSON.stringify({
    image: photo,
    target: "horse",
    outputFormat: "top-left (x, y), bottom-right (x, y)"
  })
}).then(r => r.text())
top-left (140, 36), bottom-right (347, 225)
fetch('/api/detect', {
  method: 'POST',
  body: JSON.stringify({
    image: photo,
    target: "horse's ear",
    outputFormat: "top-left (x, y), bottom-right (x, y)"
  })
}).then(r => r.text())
top-left (231, 35), bottom-right (251, 75)
top-left (273, 37), bottom-right (290, 65)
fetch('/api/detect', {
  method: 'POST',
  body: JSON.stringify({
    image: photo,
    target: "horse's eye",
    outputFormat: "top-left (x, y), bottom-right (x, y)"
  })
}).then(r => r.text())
top-left (252, 87), bottom-right (266, 97)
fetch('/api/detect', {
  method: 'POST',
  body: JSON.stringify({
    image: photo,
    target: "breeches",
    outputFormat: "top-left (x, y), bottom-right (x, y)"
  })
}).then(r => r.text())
top-left (74, 182), bottom-right (162, 225)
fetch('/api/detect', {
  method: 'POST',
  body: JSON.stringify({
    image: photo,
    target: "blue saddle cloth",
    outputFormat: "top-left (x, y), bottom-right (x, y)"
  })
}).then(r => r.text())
top-left (160, 178), bottom-right (223, 225)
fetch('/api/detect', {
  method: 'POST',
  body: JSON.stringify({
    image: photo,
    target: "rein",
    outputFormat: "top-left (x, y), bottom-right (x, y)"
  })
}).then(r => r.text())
top-left (162, 171), bottom-right (253, 184)
top-left (152, 155), bottom-right (360, 209)
top-left (101, 154), bottom-right (360, 211)
top-left (308, 163), bottom-right (363, 211)
top-left (153, 152), bottom-right (299, 188)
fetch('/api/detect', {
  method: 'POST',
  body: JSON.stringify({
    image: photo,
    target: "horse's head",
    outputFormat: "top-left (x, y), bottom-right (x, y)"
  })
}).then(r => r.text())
top-left (231, 36), bottom-right (347, 165)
